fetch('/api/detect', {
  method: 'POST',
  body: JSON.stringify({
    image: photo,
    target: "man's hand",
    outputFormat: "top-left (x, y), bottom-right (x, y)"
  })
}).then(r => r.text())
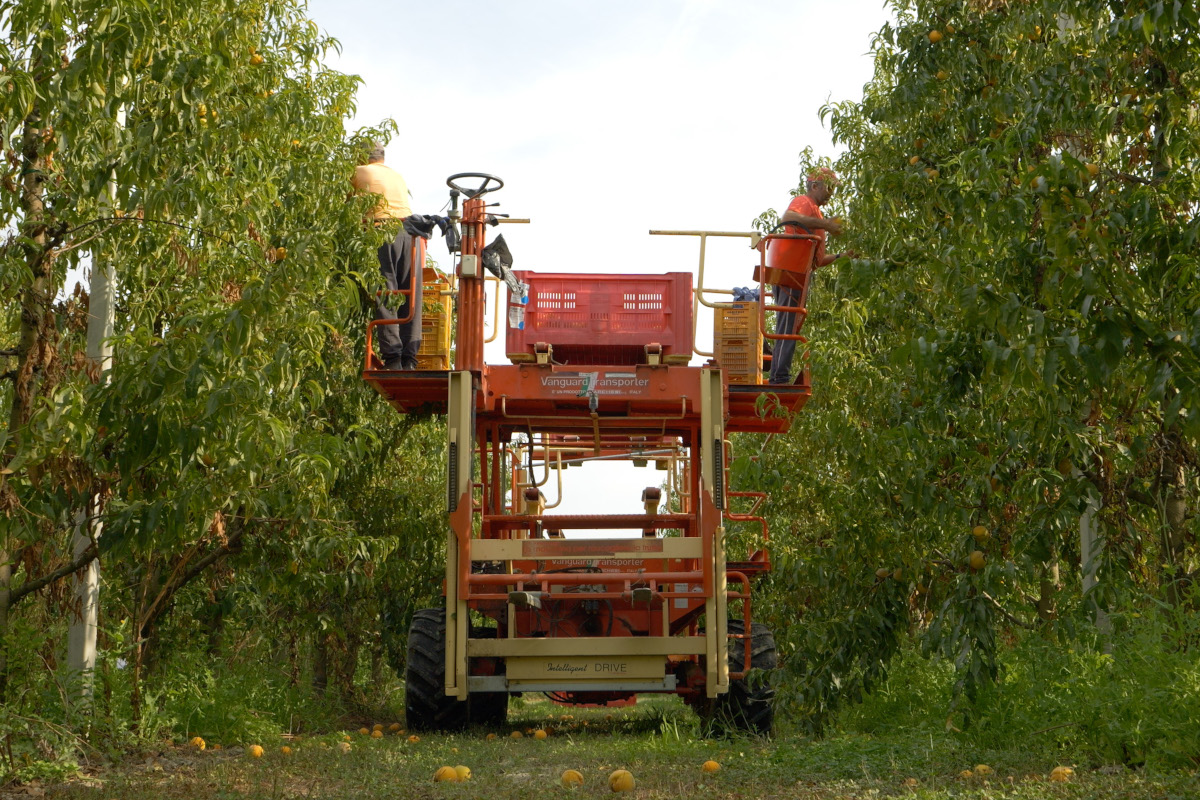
top-left (824, 217), bottom-right (844, 236)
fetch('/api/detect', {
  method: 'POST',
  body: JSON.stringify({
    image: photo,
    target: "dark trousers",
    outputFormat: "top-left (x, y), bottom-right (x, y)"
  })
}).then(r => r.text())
top-left (374, 227), bottom-right (422, 368)
top-left (768, 283), bottom-right (801, 385)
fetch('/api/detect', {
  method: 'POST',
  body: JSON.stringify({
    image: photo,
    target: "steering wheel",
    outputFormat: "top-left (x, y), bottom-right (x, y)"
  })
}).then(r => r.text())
top-left (447, 172), bottom-right (504, 198)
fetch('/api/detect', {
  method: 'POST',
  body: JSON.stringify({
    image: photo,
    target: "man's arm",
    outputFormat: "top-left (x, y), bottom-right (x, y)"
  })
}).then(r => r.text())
top-left (781, 208), bottom-right (843, 235)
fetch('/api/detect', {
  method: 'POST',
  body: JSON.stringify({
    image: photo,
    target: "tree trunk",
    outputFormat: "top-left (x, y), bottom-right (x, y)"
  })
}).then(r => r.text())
top-left (312, 633), bottom-right (329, 696)
top-left (1159, 419), bottom-right (1191, 605)
top-left (1037, 558), bottom-right (1059, 622)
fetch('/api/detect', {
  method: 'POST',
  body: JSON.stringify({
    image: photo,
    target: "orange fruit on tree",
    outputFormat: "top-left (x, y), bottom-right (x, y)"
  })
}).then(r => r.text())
top-left (876, 567), bottom-right (891, 579)
top-left (929, 30), bottom-right (943, 43)
top-left (608, 769), bottom-right (635, 792)
top-left (909, 155), bottom-right (921, 165)
top-left (968, 550), bottom-right (986, 571)
top-left (971, 525), bottom-right (990, 543)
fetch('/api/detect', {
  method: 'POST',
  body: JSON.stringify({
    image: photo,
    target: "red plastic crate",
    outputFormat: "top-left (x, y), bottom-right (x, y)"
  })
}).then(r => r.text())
top-left (507, 271), bottom-right (693, 365)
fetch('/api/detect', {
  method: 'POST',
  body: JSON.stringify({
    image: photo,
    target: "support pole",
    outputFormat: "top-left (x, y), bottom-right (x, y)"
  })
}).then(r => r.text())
top-left (68, 107), bottom-right (122, 704)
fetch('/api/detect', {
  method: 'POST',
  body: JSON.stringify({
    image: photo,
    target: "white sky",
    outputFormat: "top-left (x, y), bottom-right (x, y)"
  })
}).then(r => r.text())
top-left (307, 0), bottom-right (894, 517)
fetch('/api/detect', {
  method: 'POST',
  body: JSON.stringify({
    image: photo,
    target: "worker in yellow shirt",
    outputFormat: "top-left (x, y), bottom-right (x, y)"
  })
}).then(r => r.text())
top-left (352, 141), bottom-right (419, 370)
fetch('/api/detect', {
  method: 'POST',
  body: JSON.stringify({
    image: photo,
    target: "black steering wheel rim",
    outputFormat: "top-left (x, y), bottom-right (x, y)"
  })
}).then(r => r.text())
top-left (446, 172), bottom-right (504, 198)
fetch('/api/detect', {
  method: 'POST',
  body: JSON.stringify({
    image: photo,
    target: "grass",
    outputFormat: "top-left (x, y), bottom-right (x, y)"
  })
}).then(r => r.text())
top-left (32, 696), bottom-right (1200, 799)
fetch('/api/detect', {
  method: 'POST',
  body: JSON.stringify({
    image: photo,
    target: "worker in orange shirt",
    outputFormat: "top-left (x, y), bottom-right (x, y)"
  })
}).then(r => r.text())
top-left (767, 167), bottom-right (854, 385)
top-left (352, 141), bottom-right (419, 370)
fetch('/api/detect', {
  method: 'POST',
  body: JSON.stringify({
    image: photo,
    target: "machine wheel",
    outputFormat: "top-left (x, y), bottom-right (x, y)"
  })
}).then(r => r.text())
top-left (702, 619), bottom-right (777, 736)
top-left (405, 608), bottom-right (469, 732)
top-left (468, 625), bottom-right (508, 727)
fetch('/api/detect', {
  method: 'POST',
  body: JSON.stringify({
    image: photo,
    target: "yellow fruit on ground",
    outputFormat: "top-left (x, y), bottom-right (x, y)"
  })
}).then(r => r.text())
top-left (561, 769), bottom-right (585, 788)
top-left (280, 745), bottom-right (292, 755)
top-left (338, 741), bottom-right (351, 753)
top-left (189, 736), bottom-right (206, 750)
top-left (929, 30), bottom-right (943, 43)
top-left (969, 550), bottom-right (987, 571)
top-left (211, 744), bottom-right (222, 751)
top-left (510, 731), bottom-right (523, 739)
top-left (371, 730), bottom-right (383, 739)
top-left (903, 777), bottom-right (919, 786)
top-left (534, 729), bottom-right (548, 740)
top-left (248, 745), bottom-right (264, 758)
top-left (1049, 766), bottom-right (1074, 782)
top-left (372, 723), bottom-right (384, 731)
top-left (434, 766), bottom-right (459, 783)
top-left (342, 734), bottom-right (351, 742)
top-left (609, 769), bottom-right (635, 792)
top-left (407, 734), bottom-right (420, 743)
top-left (451, 747), bottom-right (458, 754)
top-left (389, 723), bottom-right (402, 732)
top-left (486, 733), bottom-right (497, 741)
top-left (959, 769), bottom-right (974, 779)
top-left (702, 760), bottom-right (721, 773)
top-left (974, 764), bottom-right (993, 775)
top-left (972, 525), bottom-right (990, 543)
top-left (358, 727), bottom-right (369, 735)
top-left (454, 765), bottom-right (471, 781)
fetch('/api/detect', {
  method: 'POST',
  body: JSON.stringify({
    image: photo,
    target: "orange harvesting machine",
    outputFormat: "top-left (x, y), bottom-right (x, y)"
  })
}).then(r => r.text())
top-left (363, 173), bottom-right (817, 733)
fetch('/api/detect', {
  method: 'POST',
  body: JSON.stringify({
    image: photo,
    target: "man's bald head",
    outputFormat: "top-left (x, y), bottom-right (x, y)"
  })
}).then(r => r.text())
top-left (367, 141), bottom-right (385, 163)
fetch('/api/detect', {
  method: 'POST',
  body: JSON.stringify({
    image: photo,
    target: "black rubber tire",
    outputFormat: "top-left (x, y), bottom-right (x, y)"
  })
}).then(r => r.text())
top-left (468, 625), bottom-right (508, 727)
top-left (405, 608), bottom-right (469, 732)
top-left (703, 619), bottom-right (777, 736)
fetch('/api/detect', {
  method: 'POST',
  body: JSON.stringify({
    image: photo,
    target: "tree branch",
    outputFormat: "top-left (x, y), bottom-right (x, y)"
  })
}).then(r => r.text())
top-left (7, 542), bottom-right (98, 607)
top-left (982, 590), bottom-right (1037, 630)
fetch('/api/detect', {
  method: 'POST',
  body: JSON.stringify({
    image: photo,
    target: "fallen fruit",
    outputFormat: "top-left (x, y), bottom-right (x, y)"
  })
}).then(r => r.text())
top-left (434, 766), bottom-right (458, 783)
top-left (280, 745), bottom-right (292, 755)
top-left (702, 760), bottom-right (721, 773)
top-left (454, 765), bottom-right (471, 781)
top-left (510, 731), bottom-right (523, 739)
top-left (534, 729), bottom-right (548, 740)
top-left (903, 777), bottom-right (919, 787)
top-left (1049, 766), bottom-right (1074, 782)
top-left (407, 735), bottom-right (420, 743)
top-left (561, 769), bottom-right (585, 788)
top-left (189, 736), bottom-right (206, 750)
top-left (338, 741), bottom-right (351, 753)
top-left (609, 769), bottom-right (635, 792)
top-left (358, 727), bottom-right (369, 735)
top-left (975, 764), bottom-right (993, 775)
top-left (371, 730), bottom-right (383, 739)
top-left (960, 769), bottom-right (974, 779)
top-left (248, 745), bottom-right (264, 758)
top-left (486, 733), bottom-right (497, 741)
top-left (372, 723), bottom-right (384, 732)
top-left (388, 722), bottom-right (402, 732)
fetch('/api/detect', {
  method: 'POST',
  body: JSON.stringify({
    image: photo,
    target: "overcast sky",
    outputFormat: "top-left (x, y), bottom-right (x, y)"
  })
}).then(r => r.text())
top-left (307, 0), bottom-right (895, 515)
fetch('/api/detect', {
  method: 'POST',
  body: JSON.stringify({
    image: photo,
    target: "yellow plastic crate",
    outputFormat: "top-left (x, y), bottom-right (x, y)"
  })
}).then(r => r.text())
top-left (714, 303), bottom-right (762, 385)
top-left (417, 268), bottom-right (452, 370)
